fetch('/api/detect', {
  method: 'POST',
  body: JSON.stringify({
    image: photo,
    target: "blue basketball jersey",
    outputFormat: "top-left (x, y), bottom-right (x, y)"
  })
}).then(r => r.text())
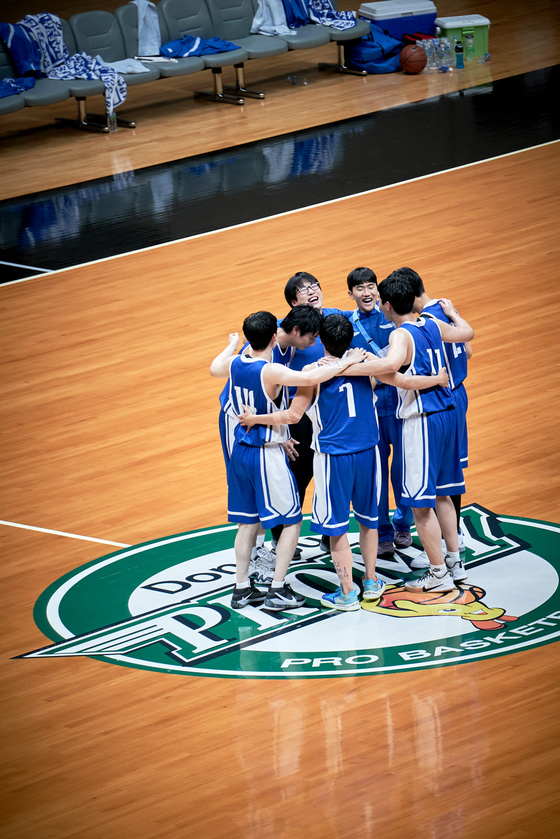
top-left (307, 368), bottom-right (379, 455)
top-left (230, 354), bottom-right (289, 447)
top-left (286, 307), bottom-right (351, 399)
top-left (219, 340), bottom-right (293, 410)
top-left (348, 305), bottom-right (397, 417)
top-left (396, 318), bottom-right (454, 419)
top-left (421, 300), bottom-right (468, 390)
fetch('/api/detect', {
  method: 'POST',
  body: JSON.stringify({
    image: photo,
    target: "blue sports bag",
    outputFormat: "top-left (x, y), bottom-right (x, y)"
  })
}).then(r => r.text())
top-left (348, 22), bottom-right (402, 74)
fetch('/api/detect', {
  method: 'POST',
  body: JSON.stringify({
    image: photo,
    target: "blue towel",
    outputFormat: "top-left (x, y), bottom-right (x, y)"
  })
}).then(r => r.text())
top-left (160, 35), bottom-right (241, 57)
top-left (0, 21), bottom-right (43, 76)
top-left (281, 0), bottom-right (309, 29)
top-left (0, 76), bottom-right (35, 98)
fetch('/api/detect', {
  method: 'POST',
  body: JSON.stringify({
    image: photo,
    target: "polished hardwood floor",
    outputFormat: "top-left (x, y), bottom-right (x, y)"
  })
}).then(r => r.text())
top-left (1, 0), bottom-right (560, 837)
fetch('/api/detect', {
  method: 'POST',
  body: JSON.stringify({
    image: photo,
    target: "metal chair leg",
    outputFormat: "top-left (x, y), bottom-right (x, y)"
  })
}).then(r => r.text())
top-left (223, 63), bottom-right (265, 99)
top-left (194, 68), bottom-right (245, 105)
top-left (56, 98), bottom-right (137, 132)
top-left (318, 42), bottom-right (368, 76)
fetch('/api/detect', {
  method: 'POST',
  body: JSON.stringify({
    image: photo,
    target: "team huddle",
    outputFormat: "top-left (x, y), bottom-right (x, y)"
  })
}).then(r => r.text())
top-left (210, 267), bottom-right (474, 612)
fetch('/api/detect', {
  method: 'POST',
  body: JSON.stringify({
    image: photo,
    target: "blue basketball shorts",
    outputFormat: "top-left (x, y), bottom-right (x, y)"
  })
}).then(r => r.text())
top-left (400, 408), bottom-right (465, 508)
top-left (227, 441), bottom-right (302, 528)
top-left (452, 382), bottom-right (469, 470)
top-left (310, 446), bottom-right (380, 536)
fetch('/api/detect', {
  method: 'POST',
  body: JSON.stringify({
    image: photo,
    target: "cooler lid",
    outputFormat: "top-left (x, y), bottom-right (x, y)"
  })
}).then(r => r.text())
top-left (435, 15), bottom-right (491, 27)
top-left (359, 1), bottom-right (437, 19)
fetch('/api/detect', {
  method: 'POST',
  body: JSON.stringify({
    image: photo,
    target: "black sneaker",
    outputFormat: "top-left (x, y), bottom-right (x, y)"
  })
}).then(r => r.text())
top-left (319, 535), bottom-right (330, 554)
top-left (264, 583), bottom-right (306, 611)
top-left (231, 583), bottom-right (267, 610)
top-left (271, 539), bottom-right (302, 561)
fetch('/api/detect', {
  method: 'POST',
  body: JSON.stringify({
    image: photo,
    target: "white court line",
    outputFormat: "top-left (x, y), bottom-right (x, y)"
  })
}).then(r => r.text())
top-left (0, 519), bottom-right (130, 548)
top-left (0, 260), bottom-right (53, 272)
top-left (2, 139), bottom-right (559, 288)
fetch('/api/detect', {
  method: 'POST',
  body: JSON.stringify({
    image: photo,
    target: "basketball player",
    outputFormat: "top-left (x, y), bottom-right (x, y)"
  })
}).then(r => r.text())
top-left (346, 266), bottom-right (413, 559)
top-left (399, 267), bottom-right (472, 566)
top-left (239, 313), bottom-right (449, 610)
top-left (217, 305), bottom-right (323, 583)
top-left (377, 272), bottom-right (474, 592)
top-left (210, 311), bottom-right (366, 611)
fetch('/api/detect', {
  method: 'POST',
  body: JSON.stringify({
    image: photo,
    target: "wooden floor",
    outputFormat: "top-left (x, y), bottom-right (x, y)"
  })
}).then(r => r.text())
top-left (2, 0), bottom-right (560, 837)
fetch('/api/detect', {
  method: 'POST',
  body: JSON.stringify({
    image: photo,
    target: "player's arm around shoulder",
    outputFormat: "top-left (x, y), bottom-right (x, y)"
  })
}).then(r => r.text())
top-left (264, 348), bottom-right (367, 388)
top-left (437, 299), bottom-right (475, 344)
top-left (210, 332), bottom-right (239, 378)
top-left (377, 367), bottom-right (450, 390)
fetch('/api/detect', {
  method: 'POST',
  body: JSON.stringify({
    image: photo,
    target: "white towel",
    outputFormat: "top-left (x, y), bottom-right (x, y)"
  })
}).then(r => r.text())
top-left (132, 0), bottom-right (161, 55)
top-left (251, 0), bottom-right (291, 37)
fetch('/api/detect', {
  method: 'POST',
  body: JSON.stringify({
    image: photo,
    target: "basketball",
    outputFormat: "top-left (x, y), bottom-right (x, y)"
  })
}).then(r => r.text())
top-left (399, 44), bottom-right (428, 74)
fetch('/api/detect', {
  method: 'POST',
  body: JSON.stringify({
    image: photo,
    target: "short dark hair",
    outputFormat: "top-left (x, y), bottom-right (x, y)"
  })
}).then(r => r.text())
top-left (281, 304), bottom-right (322, 337)
top-left (284, 272), bottom-right (320, 307)
top-left (347, 266), bottom-right (377, 291)
top-left (378, 274), bottom-right (416, 315)
top-left (320, 314), bottom-right (354, 358)
top-left (393, 267), bottom-right (425, 297)
top-left (242, 311), bottom-right (278, 350)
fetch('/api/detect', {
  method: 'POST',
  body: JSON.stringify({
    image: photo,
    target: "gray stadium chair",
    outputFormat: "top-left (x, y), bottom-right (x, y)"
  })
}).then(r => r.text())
top-left (246, 0), bottom-right (331, 52)
top-left (159, 0), bottom-right (250, 105)
top-left (69, 10), bottom-right (161, 127)
top-left (115, 3), bottom-right (205, 79)
top-left (207, 0), bottom-right (288, 99)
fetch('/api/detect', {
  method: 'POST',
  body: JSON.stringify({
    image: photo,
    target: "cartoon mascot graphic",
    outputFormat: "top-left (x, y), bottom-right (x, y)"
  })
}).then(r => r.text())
top-left (361, 582), bottom-right (518, 630)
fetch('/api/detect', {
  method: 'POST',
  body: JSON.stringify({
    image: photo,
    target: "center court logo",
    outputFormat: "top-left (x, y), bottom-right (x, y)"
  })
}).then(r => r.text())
top-left (20, 504), bottom-right (560, 679)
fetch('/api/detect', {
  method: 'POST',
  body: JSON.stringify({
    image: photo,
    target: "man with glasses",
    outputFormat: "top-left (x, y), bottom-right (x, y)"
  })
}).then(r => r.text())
top-left (346, 266), bottom-right (414, 561)
top-left (273, 272), bottom-right (352, 555)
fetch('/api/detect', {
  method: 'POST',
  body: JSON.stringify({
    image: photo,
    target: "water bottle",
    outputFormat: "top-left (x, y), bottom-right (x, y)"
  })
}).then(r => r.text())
top-left (455, 41), bottom-right (464, 70)
top-left (465, 32), bottom-right (475, 62)
top-left (107, 113), bottom-right (117, 132)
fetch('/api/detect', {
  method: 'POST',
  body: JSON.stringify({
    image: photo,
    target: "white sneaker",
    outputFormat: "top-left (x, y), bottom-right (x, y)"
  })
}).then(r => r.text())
top-left (410, 550), bottom-right (430, 569)
top-left (445, 553), bottom-right (468, 582)
top-left (405, 566), bottom-right (456, 593)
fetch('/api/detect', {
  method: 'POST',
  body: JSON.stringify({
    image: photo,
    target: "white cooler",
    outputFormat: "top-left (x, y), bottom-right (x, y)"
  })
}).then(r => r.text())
top-left (358, 1), bottom-right (438, 41)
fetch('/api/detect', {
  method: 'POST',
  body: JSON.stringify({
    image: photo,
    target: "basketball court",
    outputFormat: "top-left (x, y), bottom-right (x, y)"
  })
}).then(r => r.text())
top-left (1, 1), bottom-right (560, 836)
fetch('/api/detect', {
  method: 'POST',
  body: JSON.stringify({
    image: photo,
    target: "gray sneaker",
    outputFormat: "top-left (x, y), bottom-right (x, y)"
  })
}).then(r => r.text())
top-left (250, 547), bottom-right (276, 587)
top-left (393, 530), bottom-right (412, 549)
top-left (377, 540), bottom-right (394, 559)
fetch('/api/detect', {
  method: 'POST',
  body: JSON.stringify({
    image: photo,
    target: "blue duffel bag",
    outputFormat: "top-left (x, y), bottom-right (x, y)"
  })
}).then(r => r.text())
top-left (348, 22), bottom-right (402, 74)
